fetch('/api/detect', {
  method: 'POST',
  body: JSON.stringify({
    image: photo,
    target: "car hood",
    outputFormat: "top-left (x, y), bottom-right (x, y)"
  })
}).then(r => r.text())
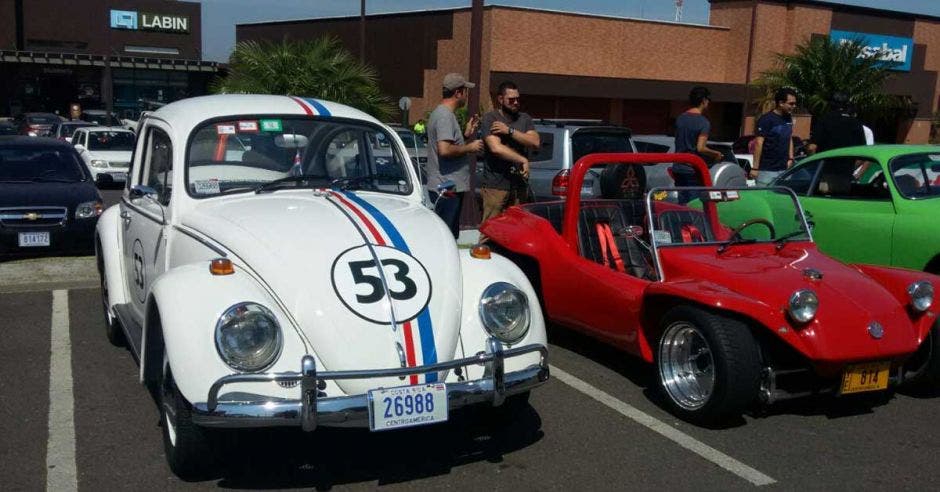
top-left (660, 244), bottom-right (919, 360)
top-left (0, 181), bottom-right (98, 209)
top-left (182, 190), bottom-right (461, 394)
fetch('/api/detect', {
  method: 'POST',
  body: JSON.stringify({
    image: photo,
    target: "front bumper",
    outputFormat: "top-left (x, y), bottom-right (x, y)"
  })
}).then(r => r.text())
top-left (192, 338), bottom-right (549, 430)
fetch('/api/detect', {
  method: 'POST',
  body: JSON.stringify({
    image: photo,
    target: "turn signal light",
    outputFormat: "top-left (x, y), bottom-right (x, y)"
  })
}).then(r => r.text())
top-left (209, 258), bottom-right (235, 275)
top-left (470, 244), bottom-right (492, 259)
top-left (551, 169), bottom-right (570, 196)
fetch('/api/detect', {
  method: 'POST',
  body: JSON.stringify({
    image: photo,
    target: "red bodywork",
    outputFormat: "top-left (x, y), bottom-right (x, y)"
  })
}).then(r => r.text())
top-left (481, 153), bottom-right (940, 377)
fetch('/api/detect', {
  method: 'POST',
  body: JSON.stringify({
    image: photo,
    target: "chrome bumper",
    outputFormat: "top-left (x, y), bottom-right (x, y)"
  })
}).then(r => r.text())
top-left (191, 338), bottom-right (549, 430)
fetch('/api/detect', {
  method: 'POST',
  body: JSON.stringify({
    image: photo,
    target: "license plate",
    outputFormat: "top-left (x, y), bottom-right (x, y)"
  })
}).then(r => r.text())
top-left (18, 231), bottom-right (50, 247)
top-left (840, 361), bottom-right (891, 394)
top-left (111, 172), bottom-right (127, 181)
top-left (368, 383), bottom-right (448, 431)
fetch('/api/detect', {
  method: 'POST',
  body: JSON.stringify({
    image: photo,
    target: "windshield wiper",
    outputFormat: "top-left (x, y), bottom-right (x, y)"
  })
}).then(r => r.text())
top-left (254, 174), bottom-right (328, 194)
top-left (717, 236), bottom-right (757, 254)
top-left (331, 174), bottom-right (402, 191)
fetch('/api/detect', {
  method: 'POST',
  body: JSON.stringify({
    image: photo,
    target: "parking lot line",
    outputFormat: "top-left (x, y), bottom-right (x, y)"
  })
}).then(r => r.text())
top-left (550, 365), bottom-right (777, 487)
top-left (46, 290), bottom-right (77, 492)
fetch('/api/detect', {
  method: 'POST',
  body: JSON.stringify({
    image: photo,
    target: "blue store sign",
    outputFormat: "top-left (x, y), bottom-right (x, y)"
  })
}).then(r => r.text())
top-left (830, 30), bottom-right (914, 72)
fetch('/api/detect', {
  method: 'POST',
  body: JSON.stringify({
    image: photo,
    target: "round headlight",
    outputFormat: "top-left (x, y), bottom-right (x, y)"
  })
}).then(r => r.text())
top-left (214, 302), bottom-right (282, 372)
top-left (788, 289), bottom-right (818, 323)
top-left (479, 282), bottom-right (530, 344)
top-left (908, 281), bottom-right (934, 312)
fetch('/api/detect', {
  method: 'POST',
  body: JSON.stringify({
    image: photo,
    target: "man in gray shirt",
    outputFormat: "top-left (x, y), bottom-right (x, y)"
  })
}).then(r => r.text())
top-left (480, 80), bottom-right (539, 222)
top-left (427, 73), bottom-right (483, 238)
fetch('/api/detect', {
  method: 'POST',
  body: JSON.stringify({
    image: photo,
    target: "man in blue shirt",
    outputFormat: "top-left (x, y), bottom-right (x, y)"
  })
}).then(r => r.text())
top-left (673, 86), bottom-right (723, 203)
top-left (751, 87), bottom-right (798, 186)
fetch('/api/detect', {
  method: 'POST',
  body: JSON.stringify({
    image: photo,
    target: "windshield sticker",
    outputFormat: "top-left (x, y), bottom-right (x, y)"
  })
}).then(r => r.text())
top-left (653, 230), bottom-right (672, 244)
top-left (708, 191), bottom-right (723, 201)
top-left (331, 245), bottom-right (432, 325)
top-left (237, 120), bottom-right (259, 132)
top-left (260, 119), bottom-right (283, 132)
top-left (194, 179), bottom-right (221, 195)
top-left (652, 190), bottom-right (669, 201)
top-left (726, 190), bottom-right (739, 199)
top-left (929, 154), bottom-right (940, 162)
top-left (216, 124), bottom-right (236, 135)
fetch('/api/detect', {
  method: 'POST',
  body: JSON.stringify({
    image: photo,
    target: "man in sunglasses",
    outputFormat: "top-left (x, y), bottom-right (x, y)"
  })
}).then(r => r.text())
top-left (479, 81), bottom-right (540, 223)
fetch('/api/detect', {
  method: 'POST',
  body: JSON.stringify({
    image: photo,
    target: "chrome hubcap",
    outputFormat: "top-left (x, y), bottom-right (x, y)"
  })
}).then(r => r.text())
top-left (161, 356), bottom-right (178, 446)
top-left (659, 321), bottom-right (715, 410)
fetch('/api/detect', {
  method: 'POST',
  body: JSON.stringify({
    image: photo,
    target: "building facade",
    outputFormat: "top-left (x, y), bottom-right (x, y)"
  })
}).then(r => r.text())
top-left (237, 0), bottom-right (939, 143)
top-left (0, 0), bottom-right (217, 119)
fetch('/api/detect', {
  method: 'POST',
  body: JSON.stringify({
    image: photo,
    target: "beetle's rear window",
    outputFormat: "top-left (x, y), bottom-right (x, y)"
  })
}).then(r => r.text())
top-left (186, 117), bottom-right (412, 197)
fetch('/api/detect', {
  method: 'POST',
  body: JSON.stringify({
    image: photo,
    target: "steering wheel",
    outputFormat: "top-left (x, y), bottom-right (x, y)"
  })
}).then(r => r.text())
top-left (728, 218), bottom-right (775, 240)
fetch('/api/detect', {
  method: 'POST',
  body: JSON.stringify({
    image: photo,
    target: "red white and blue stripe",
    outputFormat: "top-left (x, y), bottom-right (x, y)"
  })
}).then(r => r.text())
top-left (288, 96), bottom-right (332, 117)
top-left (329, 190), bottom-right (438, 385)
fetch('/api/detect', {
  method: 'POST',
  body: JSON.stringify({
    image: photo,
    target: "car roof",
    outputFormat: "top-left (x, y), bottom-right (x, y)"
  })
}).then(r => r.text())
top-left (0, 135), bottom-right (74, 147)
top-left (80, 126), bottom-right (134, 133)
top-left (61, 120), bottom-right (92, 125)
top-left (148, 94), bottom-right (378, 134)
top-left (807, 144), bottom-right (940, 161)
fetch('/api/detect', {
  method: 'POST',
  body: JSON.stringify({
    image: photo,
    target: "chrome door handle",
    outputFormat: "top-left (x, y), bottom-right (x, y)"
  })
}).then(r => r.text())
top-left (120, 211), bottom-right (132, 220)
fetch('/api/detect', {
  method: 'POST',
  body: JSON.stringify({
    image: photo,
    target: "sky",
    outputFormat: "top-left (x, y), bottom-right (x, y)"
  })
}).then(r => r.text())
top-left (190, 0), bottom-right (940, 63)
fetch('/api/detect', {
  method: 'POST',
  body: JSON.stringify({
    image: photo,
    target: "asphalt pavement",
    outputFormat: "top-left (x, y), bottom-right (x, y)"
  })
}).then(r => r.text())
top-left (2, 281), bottom-right (940, 490)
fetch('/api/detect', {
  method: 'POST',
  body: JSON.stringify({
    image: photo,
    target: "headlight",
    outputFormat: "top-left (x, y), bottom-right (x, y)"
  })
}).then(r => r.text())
top-left (788, 289), bottom-right (818, 323)
top-left (215, 302), bottom-right (282, 372)
top-left (75, 200), bottom-right (103, 219)
top-left (479, 282), bottom-right (530, 344)
top-left (908, 281), bottom-right (934, 312)
top-left (90, 159), bottom-right (109, 168)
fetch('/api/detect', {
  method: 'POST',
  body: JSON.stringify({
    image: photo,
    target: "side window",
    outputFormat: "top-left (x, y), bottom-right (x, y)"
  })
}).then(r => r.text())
top-left (890, 153), bottom-right (940, 199)
top-left (811, 157), bottom-right (887, 200)
top-left (635, 141), bottom-right (671, 153)
top-left (529, 132), bottom-right (555, 162)
top-left (145, 128), bottom-right (173, 205)
top-left (776, 161), bottom-right (820, 195)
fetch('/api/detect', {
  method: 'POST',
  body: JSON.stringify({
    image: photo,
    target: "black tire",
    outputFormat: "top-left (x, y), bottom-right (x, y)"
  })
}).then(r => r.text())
top-left (161, 355), bottom-right (215, 480)
top-left (654, 306), bottom-right (761, 423)
top-left (97, 246), bottom-right (124, 347)
top-left (903, 321), bottom-right (940, 392)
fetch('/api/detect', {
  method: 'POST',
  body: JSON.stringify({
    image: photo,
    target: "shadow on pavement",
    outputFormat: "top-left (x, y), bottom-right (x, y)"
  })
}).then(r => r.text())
top-left (200, 403), bottom-right (544, 489)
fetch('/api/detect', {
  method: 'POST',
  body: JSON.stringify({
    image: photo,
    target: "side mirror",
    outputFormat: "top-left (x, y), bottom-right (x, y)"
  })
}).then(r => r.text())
top-left (73, 144), bottom-right (85, 152)
top-left (129, 184), bottom-right (158, 200)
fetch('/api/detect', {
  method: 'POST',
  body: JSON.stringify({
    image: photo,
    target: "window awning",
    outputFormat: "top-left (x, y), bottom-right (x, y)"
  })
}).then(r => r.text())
top-left (0, 50), bottom-right (218, 72)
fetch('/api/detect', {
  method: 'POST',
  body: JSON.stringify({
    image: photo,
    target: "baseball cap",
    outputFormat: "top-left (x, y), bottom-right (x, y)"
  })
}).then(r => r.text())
top-left (443, 73), bottom-right (476, 90)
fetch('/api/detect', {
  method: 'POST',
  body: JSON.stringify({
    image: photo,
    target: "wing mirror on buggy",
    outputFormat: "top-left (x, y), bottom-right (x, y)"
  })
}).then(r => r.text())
top-left (274, 134), bottom-right (309, 149)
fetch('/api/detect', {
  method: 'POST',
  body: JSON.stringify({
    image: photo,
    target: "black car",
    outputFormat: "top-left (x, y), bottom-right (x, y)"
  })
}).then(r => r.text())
top-left (0, 121), bottom-right (17, 136)
top-left (0, 137), bottom-right (103, 258)
top-left (13, 112), bottom-right (62, 137)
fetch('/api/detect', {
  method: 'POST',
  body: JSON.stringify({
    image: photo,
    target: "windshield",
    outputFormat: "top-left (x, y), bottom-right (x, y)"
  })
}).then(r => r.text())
top-left (572, 131), bottom-right (634, 162)
top-left (397, 131), bottom-right (427, 149)
top-left (186, 117), bottom-right (413, 197)
top-left (647, 187), bottom-right (811, 248)
top-left (83, 113), bottom-right (121, 126)
top-left (0, 146), bottom-right (86, 182)
top-left (87, 131), bottom-right (135, 151)
top-left (27, 114), bottom-right (59, 124)
top-left (889, 153), bottom-right (940, 199)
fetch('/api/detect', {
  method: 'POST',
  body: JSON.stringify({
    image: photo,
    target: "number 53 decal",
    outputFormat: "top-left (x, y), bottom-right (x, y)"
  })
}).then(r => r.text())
top-left (331, 245), bottom-right (432, 324)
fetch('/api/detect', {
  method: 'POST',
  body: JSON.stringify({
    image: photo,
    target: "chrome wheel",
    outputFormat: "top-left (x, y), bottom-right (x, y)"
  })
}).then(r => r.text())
top-left (162, 355), bottom-right (179, 447)
top-left (658, 321), bottom-right (715, 411)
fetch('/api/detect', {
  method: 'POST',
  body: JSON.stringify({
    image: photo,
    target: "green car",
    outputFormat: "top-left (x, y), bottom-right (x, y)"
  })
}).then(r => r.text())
top-left (766, 145), bottom-right (940, 273)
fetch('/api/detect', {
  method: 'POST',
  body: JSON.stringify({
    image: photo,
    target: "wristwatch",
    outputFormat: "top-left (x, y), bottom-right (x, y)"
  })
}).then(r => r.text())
top-left (508, 127), bottom-right (514, 136)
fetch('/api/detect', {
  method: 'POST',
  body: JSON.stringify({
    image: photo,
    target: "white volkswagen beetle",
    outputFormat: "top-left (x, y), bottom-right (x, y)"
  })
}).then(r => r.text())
top-left (95, 94), bottom-right (549, 478)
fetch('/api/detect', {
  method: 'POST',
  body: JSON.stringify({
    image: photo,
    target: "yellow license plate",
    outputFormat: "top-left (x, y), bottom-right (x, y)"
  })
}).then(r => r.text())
top-left (840, 361), bottom-right (891, 394)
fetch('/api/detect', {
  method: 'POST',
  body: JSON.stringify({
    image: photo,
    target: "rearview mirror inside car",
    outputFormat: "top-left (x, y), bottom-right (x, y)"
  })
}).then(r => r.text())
top-left (274, 134), bottom-right (309, 149)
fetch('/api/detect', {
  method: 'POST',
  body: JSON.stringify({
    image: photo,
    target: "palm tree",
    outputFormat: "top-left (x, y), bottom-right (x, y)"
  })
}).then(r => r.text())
top-left (752, 35), bottom-right (909, 119)
top-left (211, 37), bottom-right (395, 121)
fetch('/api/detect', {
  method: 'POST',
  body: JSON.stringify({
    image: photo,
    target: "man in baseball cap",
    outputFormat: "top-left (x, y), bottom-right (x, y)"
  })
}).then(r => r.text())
top-left (425, 73), bottom-right (482, 238)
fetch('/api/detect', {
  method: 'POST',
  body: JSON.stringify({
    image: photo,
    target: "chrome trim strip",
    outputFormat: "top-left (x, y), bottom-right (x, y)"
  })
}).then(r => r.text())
top-left (171, 225), bottom-right (227, 257)
top-left (120, 198), bottom-right (164, 225)
top-left (196, 340), bottom-right (549, 430)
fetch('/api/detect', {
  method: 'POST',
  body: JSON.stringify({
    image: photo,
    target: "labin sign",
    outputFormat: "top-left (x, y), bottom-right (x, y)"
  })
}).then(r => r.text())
top-left (110, 9), bottom-right (189, 34)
